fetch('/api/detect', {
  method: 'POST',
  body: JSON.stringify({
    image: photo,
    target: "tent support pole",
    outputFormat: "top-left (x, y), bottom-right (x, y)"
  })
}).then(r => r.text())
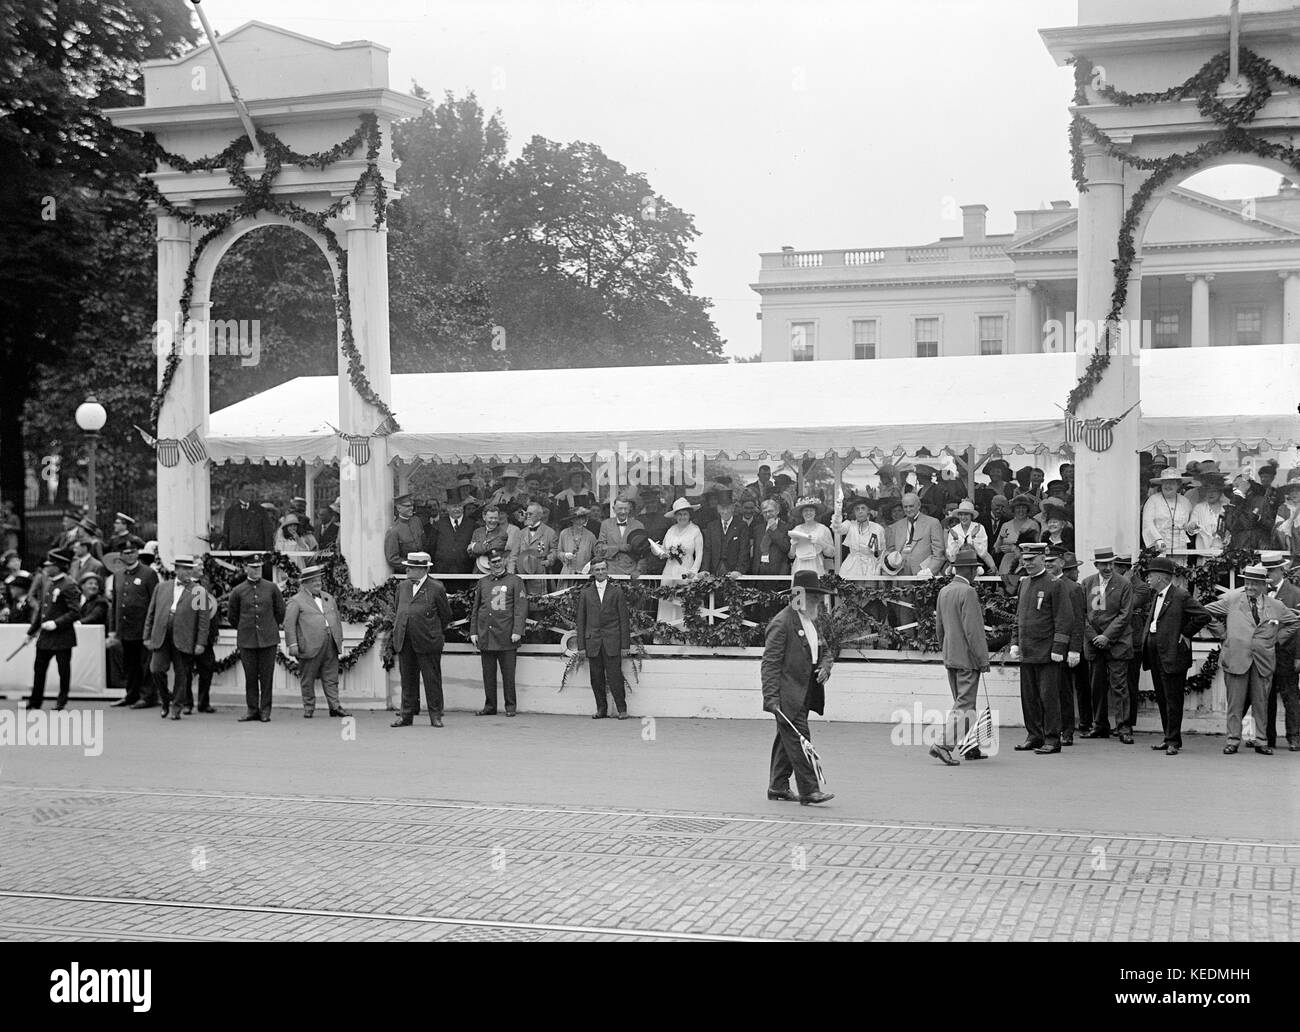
top-left (965, 447), bottom-right (976, 502)
top-left (830, 450), bottom-right (843, 581)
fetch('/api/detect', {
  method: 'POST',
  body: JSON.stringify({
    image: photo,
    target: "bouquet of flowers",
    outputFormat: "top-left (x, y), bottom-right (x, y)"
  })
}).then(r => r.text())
top-left (666, 543), bottom-right (687, 564)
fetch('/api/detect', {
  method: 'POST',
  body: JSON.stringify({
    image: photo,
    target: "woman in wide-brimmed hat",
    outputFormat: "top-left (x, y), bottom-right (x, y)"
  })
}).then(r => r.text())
top-left (1141, 468), bottom-right (1193, 551)
top-left (649, 498), bottom-right (703, 627)
top-left (273, 510), bottom-right (318, 578)
top-left (1038, 496), bottom-right (1075, 552)
top-left (994, 494), bottom-right (1040, 561)
top-left (944, 499), bottom-right (996, 573)
top-left (557, 497), bottom-right (598, 578)
top-left (788, 496), bottom-right (835, 576)
top-left (837, 496), bottom-right (886, 579)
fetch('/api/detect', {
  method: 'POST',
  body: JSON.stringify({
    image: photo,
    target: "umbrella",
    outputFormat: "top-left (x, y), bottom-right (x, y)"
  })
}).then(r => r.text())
top-left (774, 708), bottom-right (826, 788)
top-left (955, 675), bottom-right (998, 758)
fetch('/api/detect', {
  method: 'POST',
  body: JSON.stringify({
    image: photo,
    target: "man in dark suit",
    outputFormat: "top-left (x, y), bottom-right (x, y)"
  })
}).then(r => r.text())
top-left (428, 495), bottom-right (476, 576)
top-left (1048, 548), bottom-right (1085, 746)
top-left (142, 555), bottom-right (211, 720)
top-left (1136, 556), bottom-right (1210, 755)
top-left (574, 557), bottom-right (632, 719)
top-left (637, 492), bottom-right (671, 576)
top-left (702, 490), bottom-right (750, 576)
top-left (185, 568), bottom-right (220, 715)
top-left (761, 569), bottom-right (835, 805)
top-left (222, 481), bottom-right (274, 552)
top-left (1009, 542), bottom-right (1072, 754)
top-left (932, 548), bottom-right (990, 765)
top-left (284, 564), bottom-right (350, 718)
top-left (25, 549), bottom-right (81, 710)
top-left (470, 548), bottom-right (528, 716)
top-left (391, 551), bottom-right (452, 727)
top-left (1081, 547), bottom-right (1136, 742)
top-left (317, 498), bottom-right (341, 550)
top-left (226, 554), bottom-right (286, 723)
top-left (1263, 553), bottom-right (1300, 750)
top-left (108, 536), bottom-right (159, 708)
top-left (751, 498), bottom-right (792, 582)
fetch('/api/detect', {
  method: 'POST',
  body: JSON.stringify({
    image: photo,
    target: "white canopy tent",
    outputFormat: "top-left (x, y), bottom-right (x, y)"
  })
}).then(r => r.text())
top-left (206, 344), bottom-right (1300, 465)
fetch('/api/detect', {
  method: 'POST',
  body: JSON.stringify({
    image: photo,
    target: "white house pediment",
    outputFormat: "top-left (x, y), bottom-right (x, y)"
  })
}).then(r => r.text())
top-left (1144, 188), bottom-right (1300, 244)
top-left (144, 21), bottom-right (390, 108)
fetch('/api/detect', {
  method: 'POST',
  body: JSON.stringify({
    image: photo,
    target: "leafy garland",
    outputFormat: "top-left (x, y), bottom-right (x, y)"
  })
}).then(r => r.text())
top-left (134, 114), bottom-right (398, 429)
top-left (1063, 48), bottom-right (1300, 413)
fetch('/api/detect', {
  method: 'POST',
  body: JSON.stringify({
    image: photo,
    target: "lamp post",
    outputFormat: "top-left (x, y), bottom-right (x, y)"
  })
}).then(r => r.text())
top-left (74, 395), bottom-right (107, 524)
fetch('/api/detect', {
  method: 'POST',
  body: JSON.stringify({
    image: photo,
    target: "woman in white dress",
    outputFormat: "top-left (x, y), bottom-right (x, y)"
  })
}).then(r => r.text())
top-left (273, 512), bottom-right (318, 587)
top-left (649, 498), bottom-right (704, 626)
top-left (944, 499), bottom-right (996, 573)
top-left (837, 496), bottom-right (885, 579)
top-left (788, 496), bottom-right (835, 576)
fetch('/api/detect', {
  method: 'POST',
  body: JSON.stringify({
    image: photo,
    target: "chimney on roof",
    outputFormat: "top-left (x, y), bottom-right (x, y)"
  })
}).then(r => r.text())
top-left (961, 204), bottom-right (988, 242)
top-left (781, 245), bottom-right (795, 252)
top-left (1050, 200), bottom-right (1072, 210)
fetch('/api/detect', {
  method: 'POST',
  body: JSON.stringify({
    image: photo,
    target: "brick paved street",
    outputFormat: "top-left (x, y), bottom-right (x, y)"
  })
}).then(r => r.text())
top-left (0, 704), bottom-right (1296, 941)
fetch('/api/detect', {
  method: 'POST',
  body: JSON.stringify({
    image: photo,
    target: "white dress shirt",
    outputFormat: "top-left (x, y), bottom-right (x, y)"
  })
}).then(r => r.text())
top-left (796, 609), bottom-right (819, 663)
top-left (1149, 585), bottom-right (1170, 634)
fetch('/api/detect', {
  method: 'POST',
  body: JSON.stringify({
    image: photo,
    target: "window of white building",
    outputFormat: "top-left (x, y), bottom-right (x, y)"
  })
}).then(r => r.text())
top-left (852, 319), bottom-right (878, 360)
top-left (1153, 310), bottom-right (1180, 349)
top-left (977, 315), bottom-right (1004, 355)
top-left (1233, 305), bottom-right (1263, 346)
top-left (914, 317), bottom-right (940, 358)
top-left (790, 321), bottom-right (816, 361)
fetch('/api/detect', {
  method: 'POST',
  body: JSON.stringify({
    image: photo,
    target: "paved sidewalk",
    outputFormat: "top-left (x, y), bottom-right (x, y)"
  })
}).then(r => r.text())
top-left (0, 705), bottom-right (1296, 941)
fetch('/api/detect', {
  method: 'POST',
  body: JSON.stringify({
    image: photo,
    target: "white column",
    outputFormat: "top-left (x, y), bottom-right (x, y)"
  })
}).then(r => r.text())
top-left (1187, 273), bottom-right (1213, 347)
top-left (156, 213), bottom-right (210, 564)
top-left (304, 463), bottom-right (318, 522)
top-left (334, 197), bottom-right (395, 592)
top-left (1280, 271), bottom-right (1300, 342)
top-left (1015, 280), bottom-right (1038, 353)
top-left (1074, 147), bottom-right (1139, 570)
top-left (396, 461), bottom-right (411, 496)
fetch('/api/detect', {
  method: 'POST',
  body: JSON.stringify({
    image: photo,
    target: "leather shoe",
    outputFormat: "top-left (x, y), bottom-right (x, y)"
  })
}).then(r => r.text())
top-left (1254, 744), bottom-right (1274, 755)
top-left (475, 708), bottom-right (497, 716)
top-left (1223, 744), bottom-right (1238, 754)
top-left (430, 716), bottom-right (444, 727)
top-left (197, 705), bottom-right (215, 713)
top-left (303, 711), bottom-right (314, 719)
top-left (766, 788), bottom-right (797, 801)
top-left (1034, 745), bottom-right (1061, 754)
top-left (1014, 740), bottom-right (1043, 751)
top-left (1151, 742), bottom-right (1169, 750)
top-left (1165, 746), bottom-right (1179, 756)
top-left (505, 706), bottom-right (517, 717)
top-left (928, 743), bottom-right (960, 766)
top-left (1082, 729), bottom-right (1110, 739)
top-left (329, 708), bottom-right (351, 718)
top-left (111, 698), bottom-right (135, 708)
top-left (616, 711), bottom-right (629, 720)
top-left (965, 748), bottom-right (986, 760)
top-left (591, 711), bottom-right (608, 719)
top-left (1061, 735), bottom-right (1074, 747)
top-left (800, 791), bottom-right (835, 806)
top-left (1289, 742), bottom-right (1300, 752)
top-left (1118, 733), bottom-right (1134, 744)
top-left (130, 700), bottom-right (157, 710)
top-left (390, 717), bottom-right (412, 727)
top-left (258, 715), bottom-right (270, 722)
top-left (237, 712), bottom-right (260, 722)
top-left (159, 707), bottom-right (170, 719)
top-left (183, 706), bottom-right (194, 715)
top-left (169, 711), bottom-right (181, 720)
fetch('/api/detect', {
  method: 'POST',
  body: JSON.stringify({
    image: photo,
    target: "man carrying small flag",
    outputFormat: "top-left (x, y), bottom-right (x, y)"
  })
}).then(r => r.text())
top-left (931, 547), bottom-right (990, 765)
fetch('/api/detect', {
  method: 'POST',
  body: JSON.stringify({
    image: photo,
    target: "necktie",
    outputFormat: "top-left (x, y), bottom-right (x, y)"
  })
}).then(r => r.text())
top-left (1250, 598), bottom-right (1260, 625)
top-left (907, 520), bottom-right (915, 545)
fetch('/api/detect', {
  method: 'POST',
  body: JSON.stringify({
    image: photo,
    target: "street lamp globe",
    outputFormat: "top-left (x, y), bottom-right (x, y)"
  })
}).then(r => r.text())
top-left (75, 395), bottom-right (107, 434)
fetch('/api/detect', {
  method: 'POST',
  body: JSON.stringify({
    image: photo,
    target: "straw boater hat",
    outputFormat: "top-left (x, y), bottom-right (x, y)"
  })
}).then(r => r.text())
top-left (403, 551), bottom-right (431, 568)
top-left (1259, 551), bottom-right (1288, 571)
top-left (667, 498), bottom-right (697, 515)
top-left (300, 564), bottom-right (326, 581)
top-left (1242, 564), bottom-right (1268, 581)
top-left (881, 550), bottom-right (906, 575)
top-left (1093, 547), bottom-right (1117, 564)
top-left (114, 512), bottom-right (136, 528)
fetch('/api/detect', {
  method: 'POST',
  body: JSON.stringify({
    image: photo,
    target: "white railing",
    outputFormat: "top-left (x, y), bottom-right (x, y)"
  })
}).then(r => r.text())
top-left (905, 246), bottom-right (949, 262)
top-left (844, 249), bottom-right (886, 265)
top-left (780, 250), bottom-right (824, 268)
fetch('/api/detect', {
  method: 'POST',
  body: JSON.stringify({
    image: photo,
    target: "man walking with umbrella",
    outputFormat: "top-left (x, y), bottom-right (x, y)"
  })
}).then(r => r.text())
top-left (931, 547), bottom-right (990, 765)
top-left (761, 569), bottom-right (835, 805)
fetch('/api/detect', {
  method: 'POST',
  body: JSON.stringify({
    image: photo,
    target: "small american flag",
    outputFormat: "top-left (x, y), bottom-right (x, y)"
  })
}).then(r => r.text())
top-left (1061, 401), bottom-right (1139, 453)
top-left (956, 706), bottom-right (996, 757)
top-left (179, 426), bottom-right (208, 464)
top-left (346, 434), bottom-right (371, 466)
top-left (156, 439), bottom-right (180, 468)
top-left (776, 709), bottom-right (826, 787)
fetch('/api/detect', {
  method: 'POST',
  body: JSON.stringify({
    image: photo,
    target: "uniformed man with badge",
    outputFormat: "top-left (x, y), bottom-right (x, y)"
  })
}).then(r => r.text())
top-left (108, 535), bottom-right (159, 708)
top-left (383, 493), bottom-right (424, 574)
top-left (1008, 541), bottom-right (1073, 754)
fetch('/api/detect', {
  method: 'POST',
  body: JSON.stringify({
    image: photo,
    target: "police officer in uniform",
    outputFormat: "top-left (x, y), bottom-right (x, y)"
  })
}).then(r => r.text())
top-left (1008, 541), bottom-right (1073, 754)
top-left (108, 536), bottom-right (159, 708)
top-left (227, 554), bottom-right (286, 722)
top-left (26, 549), bottom-right (81, 710)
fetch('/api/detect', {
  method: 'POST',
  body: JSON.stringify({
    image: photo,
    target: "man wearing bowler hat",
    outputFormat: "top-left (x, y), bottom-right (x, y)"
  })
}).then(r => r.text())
top-left (1008, 541), bottom-right (1072, 754)
top-left (391, 551), bottom-right (452, 727)
top-left (1137, 556), bottom-right (1210, 755)
top-left (761, 570), bottom-right (835, 805)
top-left (284, 564), bottom-right (350, 718)
top-left (932, 547), bottom-right (990, 765)
top-left (227, 554), bottom-right (286, 722)
top-left (1081, 547), bottom-right (1136, 742)
top-left (25, 548), bottom-right (81, 710)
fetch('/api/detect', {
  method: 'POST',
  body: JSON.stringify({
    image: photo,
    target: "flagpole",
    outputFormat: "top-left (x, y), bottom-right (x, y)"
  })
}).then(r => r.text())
top-left (189, 0), bottom-right (262, 158)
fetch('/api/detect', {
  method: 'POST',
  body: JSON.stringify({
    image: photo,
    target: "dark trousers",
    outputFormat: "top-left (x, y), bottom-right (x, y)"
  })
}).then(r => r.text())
top-left (1019, 661), bottom-right (1060, 747)
top-left (1126, 654), bottom-right (1142, 729)
top-left (398, 643), bottom-right (443, 718)
top-left (1146, 643), bottom-right (1187, 748)
top-left (1057, 660), bottom-right (1076, 739)
top-left (29, 648), bottom-right (72, 708)
top-left (1089, 654), bottom-right (1130, 734)
top-left (769, 682), bottom-right (818, 797)
top-left (240, 644), bottom-right (276, 717)
top-left (479, 649), bottom-right (517, 711)
top-left (1266, 664), bottom-right (1300, 747)
top-left (588, 650), bottom-right (626, 715)
top-left (298, 637), bottom-right (342, 714)
top-left (1073, 655), bottom-right (1092, 730)
top-left (189, 646), bottom-right (214, 709)
top-left (149, 629), bottom-right (193, 714)
top-left (121, 638), bottom-right (149, 703)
